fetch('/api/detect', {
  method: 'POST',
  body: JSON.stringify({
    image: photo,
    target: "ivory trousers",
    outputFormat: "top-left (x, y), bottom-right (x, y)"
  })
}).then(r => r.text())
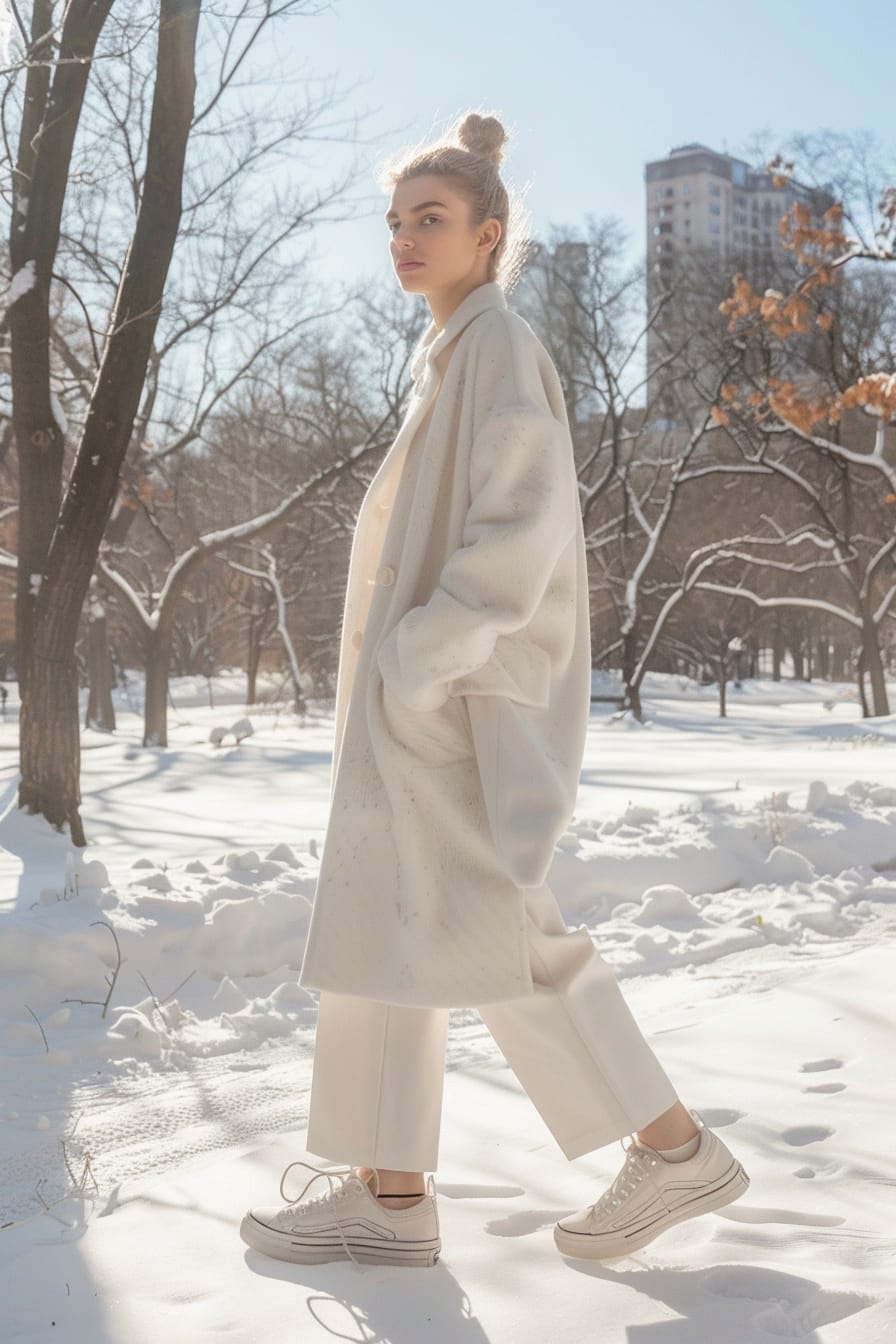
top-left (305, 882), bottom-right (681, 1172)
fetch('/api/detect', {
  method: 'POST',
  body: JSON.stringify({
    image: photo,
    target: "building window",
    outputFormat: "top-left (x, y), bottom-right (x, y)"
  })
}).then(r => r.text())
top-left (709, 221), bottom-right (720, 234)
top-left (709, 203), bottom-right (721, 215)
top-left (683, 183), bottom-right (691, 196)
top-left (709, 183), bottom-right (721, 197)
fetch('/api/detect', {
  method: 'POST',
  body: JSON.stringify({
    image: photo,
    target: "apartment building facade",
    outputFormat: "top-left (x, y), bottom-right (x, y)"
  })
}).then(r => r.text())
top-left (644, 143), bottom-right (834, 420)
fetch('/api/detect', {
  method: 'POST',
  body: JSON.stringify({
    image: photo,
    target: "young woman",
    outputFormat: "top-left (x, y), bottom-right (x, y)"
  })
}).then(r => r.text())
top-left (241, 112), bottom-right (749, 1268)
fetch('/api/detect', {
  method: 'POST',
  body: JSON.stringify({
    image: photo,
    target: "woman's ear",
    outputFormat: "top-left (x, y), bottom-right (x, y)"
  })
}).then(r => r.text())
top-left (479, 217), bottom-right (501, 254)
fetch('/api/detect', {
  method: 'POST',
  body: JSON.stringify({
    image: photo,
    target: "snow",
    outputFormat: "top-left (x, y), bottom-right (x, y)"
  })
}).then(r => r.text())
top-left (4, 259), bottom-right (36, 311)
top-left (0, 669), bottom-right (894, 1342)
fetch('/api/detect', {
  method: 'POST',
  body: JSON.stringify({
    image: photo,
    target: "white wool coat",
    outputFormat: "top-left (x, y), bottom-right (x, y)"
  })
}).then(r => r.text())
top-left (298, 281), bottom-right (592, 1007)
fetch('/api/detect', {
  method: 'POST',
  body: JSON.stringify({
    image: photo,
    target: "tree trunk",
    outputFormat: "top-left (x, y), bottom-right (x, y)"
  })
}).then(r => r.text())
top-left (790, 638), bottom-right (804, 680)
top-left (860, 616), bottom-right (890, 718)
top-left (86, 607), bottom-right (116, 731)
top-left (18, 650), bottom-right (85, 846)
top-left (856, 645), bottom-right (870, 718)
top-left (246, 612), bottom-right (263, 705)
top-left (10, 3), bottom-right (113, 711)
top-left (12, 2), bottom-right (201, 841)
top-left (816, 635), bottom-right (830, 680)
top-left (621, 629), bottom-right (643, 722)
top-left (772, 615), bottom-right (784, 681)
top-left (144, 622), bottom-right (175, 748)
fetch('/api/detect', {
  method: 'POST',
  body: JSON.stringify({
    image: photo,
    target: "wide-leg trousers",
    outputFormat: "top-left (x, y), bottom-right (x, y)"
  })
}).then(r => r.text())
top-left (305, 882), bottom-right (682, 1172)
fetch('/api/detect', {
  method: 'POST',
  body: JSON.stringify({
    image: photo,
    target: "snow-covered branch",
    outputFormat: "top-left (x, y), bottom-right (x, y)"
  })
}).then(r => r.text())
top-left (692, 583), bottom-right (862, 628)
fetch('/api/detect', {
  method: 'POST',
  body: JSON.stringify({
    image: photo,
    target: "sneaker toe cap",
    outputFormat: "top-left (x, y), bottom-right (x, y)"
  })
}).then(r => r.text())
top-left (245, 1205), bottom-right (291, 1231)
top-left (556, 1207), bottom-right (594, 1234)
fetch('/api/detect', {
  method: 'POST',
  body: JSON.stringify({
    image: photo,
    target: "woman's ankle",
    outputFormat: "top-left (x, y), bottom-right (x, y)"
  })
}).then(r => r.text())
top-left (636, 1101), bottom-right (699, 1150)
top-left (356, 1165), bottom-right (427, 1205)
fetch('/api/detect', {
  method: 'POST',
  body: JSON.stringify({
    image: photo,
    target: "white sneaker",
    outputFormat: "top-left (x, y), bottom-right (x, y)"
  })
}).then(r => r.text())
top-left (554, 1109), bottom-right (750, 1261)
top-left (240, 1161), bottom-right (441, 1268)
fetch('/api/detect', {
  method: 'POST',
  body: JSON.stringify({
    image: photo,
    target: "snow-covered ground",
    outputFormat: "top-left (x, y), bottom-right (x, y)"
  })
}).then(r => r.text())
top-left (1, 670), bottom-right (894, 1343)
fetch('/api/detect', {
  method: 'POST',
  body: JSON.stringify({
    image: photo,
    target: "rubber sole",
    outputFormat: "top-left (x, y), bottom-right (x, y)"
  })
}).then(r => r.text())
top-left (553, 1161), bottom-right (751, 1261)
top-left (239, 1213), bottom-right (442, 1267)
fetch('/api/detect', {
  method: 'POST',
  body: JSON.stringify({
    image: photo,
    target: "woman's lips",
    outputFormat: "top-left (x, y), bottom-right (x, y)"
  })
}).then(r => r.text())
top-left (398, 261), bottom-right (423, 270)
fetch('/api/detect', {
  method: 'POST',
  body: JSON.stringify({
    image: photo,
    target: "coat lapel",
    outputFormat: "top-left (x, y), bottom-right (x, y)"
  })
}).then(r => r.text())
top-left (363, 283), bottom-right (510, 515)
top-left (410, 281), bottom-right (508, 384)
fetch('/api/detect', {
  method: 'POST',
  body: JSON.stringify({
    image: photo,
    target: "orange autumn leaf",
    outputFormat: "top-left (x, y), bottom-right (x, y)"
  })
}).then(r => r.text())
top-left (840, 372), bottom-right (896, 415)
top-left (767, 381), bottom-right (840, 433)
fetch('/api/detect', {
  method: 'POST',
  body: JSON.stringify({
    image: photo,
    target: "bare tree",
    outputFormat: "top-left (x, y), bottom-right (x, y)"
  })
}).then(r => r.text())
top-left (94, 289), bottom-right (425, 745)
top-left (2, 0), bottom-right (365, 840)
top-left (7, 1), bottom-right (202, 844)
top-left (519, 228), bottom-right (789, 719)
top-left (715, 143), bottom-right (896, 714)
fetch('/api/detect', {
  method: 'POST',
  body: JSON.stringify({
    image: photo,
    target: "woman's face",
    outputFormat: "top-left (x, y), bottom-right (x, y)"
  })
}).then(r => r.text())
top-left (386, 173), bottom-right (500, 296)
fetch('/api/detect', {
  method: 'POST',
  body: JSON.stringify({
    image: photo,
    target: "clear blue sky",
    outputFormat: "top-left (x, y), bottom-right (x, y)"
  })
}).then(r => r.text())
top-left (268, 0), bottom-right (893, 297)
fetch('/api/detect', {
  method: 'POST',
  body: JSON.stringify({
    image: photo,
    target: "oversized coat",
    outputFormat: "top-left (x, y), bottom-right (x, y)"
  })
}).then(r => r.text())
top-left (297, 280), bottom-right (592, 1008)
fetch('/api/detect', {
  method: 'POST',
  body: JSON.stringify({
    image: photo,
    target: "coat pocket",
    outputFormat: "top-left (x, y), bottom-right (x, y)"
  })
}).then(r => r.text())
top-left (379, 675), bottom-right (474, 767)
top-left (467, 693), bottom-right (572, 888)
top-left (451, 632), bottom-right (552, 710)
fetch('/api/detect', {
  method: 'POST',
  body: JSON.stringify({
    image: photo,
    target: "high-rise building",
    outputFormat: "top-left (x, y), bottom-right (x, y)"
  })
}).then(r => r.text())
top-left (644, 143), bottom-right (835, 421)
top-left (645, 142), bottom-right (828, 286)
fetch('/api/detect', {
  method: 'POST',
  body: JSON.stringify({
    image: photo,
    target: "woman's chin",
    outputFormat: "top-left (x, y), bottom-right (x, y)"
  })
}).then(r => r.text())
top-left (396, 268), bottom-right (428, 289)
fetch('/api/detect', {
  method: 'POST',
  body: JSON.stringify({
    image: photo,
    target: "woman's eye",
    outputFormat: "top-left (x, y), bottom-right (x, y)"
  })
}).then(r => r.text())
top-left (389, 215), bottom-right (440, 232)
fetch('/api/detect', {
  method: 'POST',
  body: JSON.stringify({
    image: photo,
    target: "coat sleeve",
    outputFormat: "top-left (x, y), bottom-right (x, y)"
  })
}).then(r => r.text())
top-left (376, 401), bottom-right (578, 712)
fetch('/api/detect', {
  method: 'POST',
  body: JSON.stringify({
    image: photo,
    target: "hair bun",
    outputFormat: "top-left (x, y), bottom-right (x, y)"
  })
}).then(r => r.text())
top-left (456, 113), bottom-right (507, 167)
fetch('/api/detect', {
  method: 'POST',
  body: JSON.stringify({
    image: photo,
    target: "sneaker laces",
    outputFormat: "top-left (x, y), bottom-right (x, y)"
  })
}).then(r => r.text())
top-left (588, 1136), bottom-right (660, 1226)
top-left (277, 1161), bottom-right (371, 1270)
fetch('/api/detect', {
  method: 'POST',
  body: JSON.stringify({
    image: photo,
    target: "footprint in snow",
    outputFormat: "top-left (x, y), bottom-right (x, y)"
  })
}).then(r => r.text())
top-left (703, 1265), bottom-right (877, 1337)
top-left (695, 1107), bottom-right (745, 1127)
top-left (781, 1125), bottom-right (836, 1146)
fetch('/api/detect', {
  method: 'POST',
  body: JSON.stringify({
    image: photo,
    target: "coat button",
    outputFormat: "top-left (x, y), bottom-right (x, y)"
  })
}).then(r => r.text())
top-left (351, 629), bottom-right (363, 649)
top-left (376, 564), bottom-right (395, 586)
top-left (378, 500), bottom-right (390, 512)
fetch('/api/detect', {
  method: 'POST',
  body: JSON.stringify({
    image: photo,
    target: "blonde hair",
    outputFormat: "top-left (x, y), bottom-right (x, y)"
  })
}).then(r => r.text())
top-left (376, 110), bottom-right (533, 293)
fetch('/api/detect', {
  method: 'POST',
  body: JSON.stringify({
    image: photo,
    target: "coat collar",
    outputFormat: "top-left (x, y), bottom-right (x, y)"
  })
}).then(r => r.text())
top-left (410, 281), bottom-right (507, 384)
